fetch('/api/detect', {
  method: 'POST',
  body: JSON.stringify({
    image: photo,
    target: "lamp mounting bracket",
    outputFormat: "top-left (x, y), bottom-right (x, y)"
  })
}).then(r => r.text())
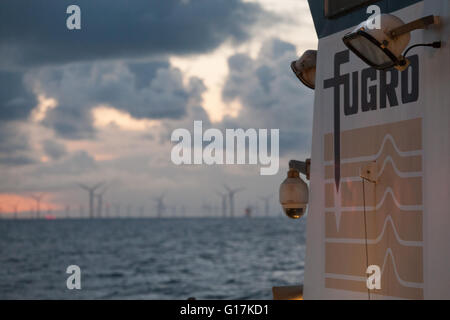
top-left (389, 15), bottom-right (440, 39)
top-left (289, 159), bottom-right (311, 180)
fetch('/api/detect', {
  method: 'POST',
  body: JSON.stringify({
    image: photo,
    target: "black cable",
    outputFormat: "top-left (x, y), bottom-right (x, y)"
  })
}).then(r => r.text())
top-left (362, 178), bottom-right (370, 300)
top-left (404, 41), bottom-right (441, 57)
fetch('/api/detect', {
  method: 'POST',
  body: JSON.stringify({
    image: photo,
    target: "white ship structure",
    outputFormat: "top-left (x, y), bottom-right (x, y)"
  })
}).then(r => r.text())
top-left (279, 0), bottom-right (450, 300)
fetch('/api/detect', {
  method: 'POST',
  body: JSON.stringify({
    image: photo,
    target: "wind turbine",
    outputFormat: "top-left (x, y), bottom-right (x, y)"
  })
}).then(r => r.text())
top-left (253, 201), bottom-right (261, 217)
top-left (215, 191), bottom-right (228, 217)
top-left (78, 182), bottom-right (104, 219)
top-left (171, 205), bottom-right (177, 218)
top-left (105, 203), bottom-right (110, 218)
top-left (95, 185), bottom-right (108, 218)
top-left (114, 203), bottom-right (121, 218)
top-left (201, 202), bottom-right (211, 217)
top-left (12, 204), bottom-right (19, 220)
top-left (30, 193), bottom-right (45, 219)
top-left (259, 195), bottom-right (272, 217)
top-left (213, 205), bottom-right (219, 216)
top-left (138, 205), bottom-right (145, 218)
top-left (223, 184), bottom-right (244, 217)
top-left (153, 193), bottom-right (166, 218)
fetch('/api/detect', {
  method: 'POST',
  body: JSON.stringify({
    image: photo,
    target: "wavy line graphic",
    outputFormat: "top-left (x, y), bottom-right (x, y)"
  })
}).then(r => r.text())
top-left (324, 118), bottom-right (422, 162)
top-left (325, 156), bottom-right (422, 184)
top-left (326, 240), bottom-right (423, 283)
top-left (376, 155), bottom-right (422, 179)
top-left (324, 134), bottom-right (423, 180)
top-left (325, 193), bottom-right (423, 241)
top-left (325, 248), bottom-right (423, 289)
top-left (326, 215), bottom-right (422, 246)
top-left (325, 187), bottom-right (423, 212)
top-left (323, 119), bottom-right (423, 299)
top-left (324, 134), bottom-right (422, 166)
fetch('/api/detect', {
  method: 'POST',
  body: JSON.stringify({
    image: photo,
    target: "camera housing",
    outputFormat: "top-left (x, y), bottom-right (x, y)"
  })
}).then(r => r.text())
top-left (279, 168), bottom-right (309, 219)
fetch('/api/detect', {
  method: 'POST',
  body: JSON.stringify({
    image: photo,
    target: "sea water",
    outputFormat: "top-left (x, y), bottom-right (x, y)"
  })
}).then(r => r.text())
top-left (0, 217), bottom-right (305, 299)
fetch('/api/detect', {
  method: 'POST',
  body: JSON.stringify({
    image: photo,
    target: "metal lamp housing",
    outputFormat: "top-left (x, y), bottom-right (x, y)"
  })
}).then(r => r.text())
top-left (279, 168), bottom-right (309, 219)
top-left (343, 14), bottom-right (411, 70)
top-left (291, 50), bottom-right (317, 89)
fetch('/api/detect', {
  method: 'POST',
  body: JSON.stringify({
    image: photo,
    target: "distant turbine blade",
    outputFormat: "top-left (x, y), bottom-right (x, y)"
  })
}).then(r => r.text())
top-left (30, 193), bottom-right (45, 201)
top-left (98, 185), bottom-right (108, 195)
top-left (214, 190), bottom-right (225, 197)
top-left (92, 182), bottom-right (105, 191)
top-left (78, 183), bottom-right (90, 191)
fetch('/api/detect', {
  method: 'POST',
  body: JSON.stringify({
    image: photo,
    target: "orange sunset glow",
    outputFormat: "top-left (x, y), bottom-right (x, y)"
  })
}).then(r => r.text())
top-left (0, 193), bottom-right (61, 214)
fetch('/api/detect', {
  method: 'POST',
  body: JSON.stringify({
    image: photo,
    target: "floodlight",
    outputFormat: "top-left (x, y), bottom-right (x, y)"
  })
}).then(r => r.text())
top-left (343, 14), bottom-right (441, 70)
top-left (291, 50), bottom-right (317, 89)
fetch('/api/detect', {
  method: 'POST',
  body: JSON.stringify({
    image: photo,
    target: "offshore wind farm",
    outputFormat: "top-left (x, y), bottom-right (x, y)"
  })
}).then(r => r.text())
top-left (0, 182), bottom-right (281, 220)
top-left (3, 0), bottom-right (449, 305)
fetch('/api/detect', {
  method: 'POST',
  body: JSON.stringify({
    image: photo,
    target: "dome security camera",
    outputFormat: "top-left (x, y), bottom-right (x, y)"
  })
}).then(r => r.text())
top-left (343, 14), bottom-right (440, 71)
top-left (279, 168), bottom-right (309, 219)
top-left (291, 50), bottom-right (317, 89)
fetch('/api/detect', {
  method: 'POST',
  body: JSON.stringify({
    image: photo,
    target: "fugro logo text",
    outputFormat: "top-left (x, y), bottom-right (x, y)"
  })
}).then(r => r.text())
top-left (323, 49), bottom-right (419, 190)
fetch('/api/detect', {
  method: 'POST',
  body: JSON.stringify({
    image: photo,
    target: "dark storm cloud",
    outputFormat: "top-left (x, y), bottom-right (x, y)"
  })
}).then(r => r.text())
top-left (28, 60), bottom-right (206, 139)
top-left (35, 150), bottom-right (97, 175)
top-left (0, 71), bottom-right (36, 121)
top-left (42, 102), bottom-right (96, 140)
top-left (221, 38), bottom-right (314, 156)
top-left (0, 0), bottom-right (271, 69)
top-left (42, 139), bottom-right (67, 160)
top-left (128, 61), bottom-right (171, 90)
top-left (0, 71), bottom-right (37, 166)
top-left (0, 122), bottom-right (36, 166)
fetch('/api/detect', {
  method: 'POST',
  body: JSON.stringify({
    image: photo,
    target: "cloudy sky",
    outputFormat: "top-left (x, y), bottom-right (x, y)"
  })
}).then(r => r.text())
top-left (0, 0), bottom-right (317, 217)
